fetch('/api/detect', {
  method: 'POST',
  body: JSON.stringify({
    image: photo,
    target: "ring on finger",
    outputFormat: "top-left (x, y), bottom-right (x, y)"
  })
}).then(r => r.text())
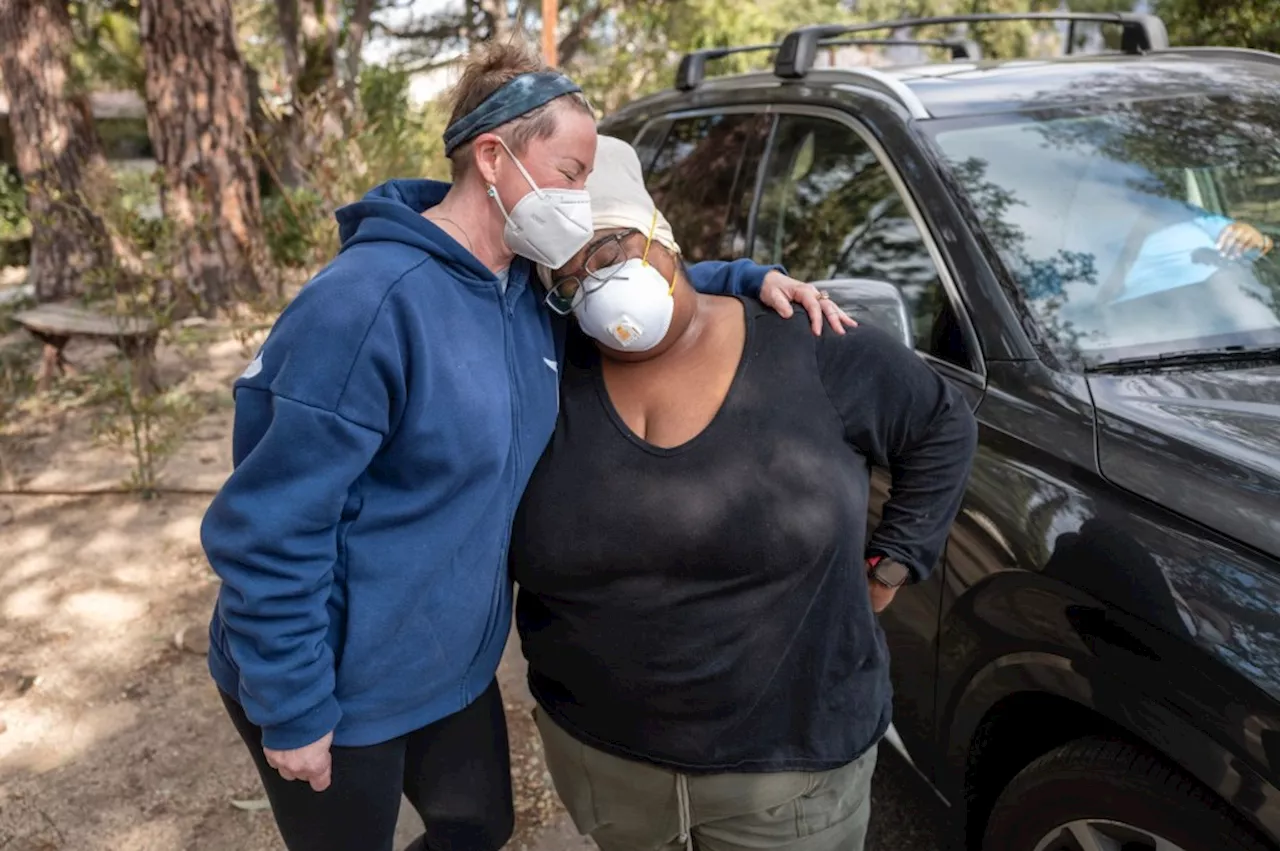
top-left (818, 290), bottom-right (831, 301)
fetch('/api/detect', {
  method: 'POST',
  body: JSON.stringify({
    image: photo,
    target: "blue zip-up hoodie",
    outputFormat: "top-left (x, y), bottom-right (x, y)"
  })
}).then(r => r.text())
top-left (201, 179), bottom-right (774, 750)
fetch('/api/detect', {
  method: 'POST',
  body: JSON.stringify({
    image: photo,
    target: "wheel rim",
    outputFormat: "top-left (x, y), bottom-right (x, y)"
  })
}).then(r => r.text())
top-left (1032, 819), bottom-right (1190, 851)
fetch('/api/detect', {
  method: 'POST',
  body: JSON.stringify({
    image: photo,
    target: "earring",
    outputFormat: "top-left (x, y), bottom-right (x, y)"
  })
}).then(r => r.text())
top-left (487, 185), bottom-right (497, 198)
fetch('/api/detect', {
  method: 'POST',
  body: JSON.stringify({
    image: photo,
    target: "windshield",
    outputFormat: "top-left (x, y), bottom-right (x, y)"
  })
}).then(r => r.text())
top-left (928, 94), bottom-right (1280, 368)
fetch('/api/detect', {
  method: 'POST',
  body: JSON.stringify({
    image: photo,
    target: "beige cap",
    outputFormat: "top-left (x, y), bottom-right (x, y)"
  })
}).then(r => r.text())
top-left (587, 135), bottom-right (679, 253)
top-left (537, 135), bottom-right (680, 287)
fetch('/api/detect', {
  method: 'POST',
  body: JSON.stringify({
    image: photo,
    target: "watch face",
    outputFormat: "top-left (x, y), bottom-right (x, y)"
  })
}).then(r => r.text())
top-left (873, 559), bottom-right (911, 588)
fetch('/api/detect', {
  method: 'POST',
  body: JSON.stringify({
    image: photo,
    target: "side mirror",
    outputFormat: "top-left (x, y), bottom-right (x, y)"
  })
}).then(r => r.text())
top-left (814, 278), bottom-right (913, 349)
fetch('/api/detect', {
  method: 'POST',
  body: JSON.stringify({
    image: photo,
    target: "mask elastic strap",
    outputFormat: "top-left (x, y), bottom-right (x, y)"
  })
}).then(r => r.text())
top-left (641, 209), bottom-right (676, 296)
top-left (487, 185), bottom-right (516, 229)
top-left (641, 209), bottom-right (658, 267)
top-left (496, 136), bottom-right (544, 197)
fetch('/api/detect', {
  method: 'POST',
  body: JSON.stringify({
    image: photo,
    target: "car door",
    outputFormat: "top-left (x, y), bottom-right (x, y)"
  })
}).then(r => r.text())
top-left (748, 107), bottom-right (986, 779)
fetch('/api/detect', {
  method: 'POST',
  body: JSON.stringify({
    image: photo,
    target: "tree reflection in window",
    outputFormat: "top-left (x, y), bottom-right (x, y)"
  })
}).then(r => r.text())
top-left (943, 155), bottom-right (1101, 367)
top-left (752, 116), bottom-right (965, 367)
top-left (646, 113), bottom-right (771, 263)
top-left (932, 87), bottom-right (1280, 368)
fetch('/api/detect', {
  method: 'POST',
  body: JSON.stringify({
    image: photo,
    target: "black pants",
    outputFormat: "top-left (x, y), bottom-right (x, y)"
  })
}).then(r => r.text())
top-left (220, 680), bottom-right (514, 851)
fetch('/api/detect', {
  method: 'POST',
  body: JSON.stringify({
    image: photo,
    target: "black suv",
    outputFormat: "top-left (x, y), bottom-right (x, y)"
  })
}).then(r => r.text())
top-left (600, 12), bottom-right (1280, 851)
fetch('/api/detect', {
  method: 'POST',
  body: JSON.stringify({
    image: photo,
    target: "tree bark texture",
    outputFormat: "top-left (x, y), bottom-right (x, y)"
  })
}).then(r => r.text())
top-left (139, 0), bottom-right (265, 311)
top-left (343, 0), bottom-right (377, 102)
top-left (275, 0), bottom-right (346, 186)
top-left (0, 0), bottom-right (113, 302)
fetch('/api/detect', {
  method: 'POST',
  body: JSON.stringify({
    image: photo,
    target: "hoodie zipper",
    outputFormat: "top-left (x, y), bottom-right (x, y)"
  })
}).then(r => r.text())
top-left (504, 291), bottom-right (524, 482)
top-left (461, 285), bottom-right (522, 704)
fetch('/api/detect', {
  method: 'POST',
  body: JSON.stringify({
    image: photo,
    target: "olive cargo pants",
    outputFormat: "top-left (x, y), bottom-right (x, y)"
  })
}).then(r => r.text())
top-left (535, 708), bottom-right (877, 851)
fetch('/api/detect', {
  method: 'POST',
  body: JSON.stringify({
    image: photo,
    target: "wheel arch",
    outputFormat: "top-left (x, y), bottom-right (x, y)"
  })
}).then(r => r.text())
top-left (942, 652), bottom-right (1280, 849)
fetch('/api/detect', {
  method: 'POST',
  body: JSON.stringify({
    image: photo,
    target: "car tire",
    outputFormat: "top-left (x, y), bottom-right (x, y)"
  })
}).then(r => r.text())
top-left (983, 735), bottom-right (1272, 851)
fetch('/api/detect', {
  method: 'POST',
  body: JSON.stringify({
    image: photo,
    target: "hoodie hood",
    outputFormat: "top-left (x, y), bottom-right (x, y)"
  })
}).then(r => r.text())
top-left (335, 179), bottom-right (501, 284)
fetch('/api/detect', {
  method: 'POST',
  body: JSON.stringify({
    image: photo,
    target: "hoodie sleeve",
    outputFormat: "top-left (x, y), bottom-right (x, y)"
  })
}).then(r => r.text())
top-left (201, 275), bottom-right (401, 750)
top-left (686, 259), bottom-right (784, 298)
top-left (1192, 213), bottom-right (1234, 239)
top-left (202, 398), bottom-right (383, 749)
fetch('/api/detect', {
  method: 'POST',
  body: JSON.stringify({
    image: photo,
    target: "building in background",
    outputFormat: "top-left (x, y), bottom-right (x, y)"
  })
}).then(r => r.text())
top-left (0, 89), bottom-right (151, 170)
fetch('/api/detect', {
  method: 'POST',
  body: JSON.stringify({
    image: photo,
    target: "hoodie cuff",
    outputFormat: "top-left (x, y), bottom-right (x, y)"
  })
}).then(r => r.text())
top-left (748, 264), bottom-right (788, 298)
top-left (260, 695), bottom-right (343, 751)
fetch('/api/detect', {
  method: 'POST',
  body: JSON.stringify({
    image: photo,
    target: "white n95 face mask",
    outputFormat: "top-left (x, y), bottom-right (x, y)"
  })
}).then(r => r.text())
top-left (572, 257), bottom-right (675, 352)
top-left (489, 138), bottom-right (592, 269)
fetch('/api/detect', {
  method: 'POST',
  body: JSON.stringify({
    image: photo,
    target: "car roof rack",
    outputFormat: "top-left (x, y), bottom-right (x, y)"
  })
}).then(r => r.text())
top-left (775, 13), bottom-right (1170, 79)
top-left (824, 37), bottom-right (982, 61)
top-left (675, 37), bottom-right (980, 91)
top-left (676, 43), bottom-right (777, 92)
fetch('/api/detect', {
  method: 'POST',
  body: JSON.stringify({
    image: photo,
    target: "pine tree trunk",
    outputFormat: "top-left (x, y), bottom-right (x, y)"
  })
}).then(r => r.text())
top-left (139, 0), bottom-right (265, 312)
top-left (0, 0), bottom-right (114, 302)
top-left (275, 0), bottom-right (346, 187)
top-left (343, 0), bottom-right (377, 107)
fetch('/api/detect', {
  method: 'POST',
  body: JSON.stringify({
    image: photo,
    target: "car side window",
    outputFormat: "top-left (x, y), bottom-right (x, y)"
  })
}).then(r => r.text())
top-left (603, 117), bottom-right (644, 145)
top-left (644, 113), bottom-right (772, 262)
top-left (752, 114), bottom-right (969, 368)
top-left (630, 119), bottom-right (671, 174)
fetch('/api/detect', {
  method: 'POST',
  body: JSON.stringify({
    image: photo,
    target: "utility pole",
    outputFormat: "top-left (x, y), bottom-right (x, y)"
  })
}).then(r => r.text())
top-left (542, 0), bottom-right (558, 66)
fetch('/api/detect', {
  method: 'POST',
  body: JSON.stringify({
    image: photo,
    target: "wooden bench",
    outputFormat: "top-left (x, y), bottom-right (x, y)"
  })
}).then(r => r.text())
top-left (12, 303), bottom-right (160, 393)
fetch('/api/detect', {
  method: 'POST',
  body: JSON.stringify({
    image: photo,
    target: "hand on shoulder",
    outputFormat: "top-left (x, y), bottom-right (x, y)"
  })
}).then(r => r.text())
top-left (758, 271), bottom-right (858, 336)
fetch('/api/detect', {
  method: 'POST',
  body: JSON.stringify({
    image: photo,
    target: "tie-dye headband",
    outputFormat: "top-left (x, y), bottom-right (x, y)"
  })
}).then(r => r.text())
top-left (443, 71), bottom-right (583, 156)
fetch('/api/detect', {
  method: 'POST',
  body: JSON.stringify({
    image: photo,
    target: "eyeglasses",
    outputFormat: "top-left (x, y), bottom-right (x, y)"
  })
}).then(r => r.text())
top-left (543, 230), bottom-right (643, 316)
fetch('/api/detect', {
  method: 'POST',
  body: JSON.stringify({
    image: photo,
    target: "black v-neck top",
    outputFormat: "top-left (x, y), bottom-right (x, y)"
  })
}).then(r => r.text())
top-left (510, 298), bottom-right (977, 773)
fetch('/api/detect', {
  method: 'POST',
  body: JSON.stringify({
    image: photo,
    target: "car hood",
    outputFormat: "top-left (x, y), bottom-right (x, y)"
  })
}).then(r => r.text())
top-left (1089, 363), bottom-right (1280, 560)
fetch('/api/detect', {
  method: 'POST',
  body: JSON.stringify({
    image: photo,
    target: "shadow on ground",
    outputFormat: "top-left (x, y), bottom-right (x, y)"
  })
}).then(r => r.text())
top-left (0, 495), bottom-right (579, 851)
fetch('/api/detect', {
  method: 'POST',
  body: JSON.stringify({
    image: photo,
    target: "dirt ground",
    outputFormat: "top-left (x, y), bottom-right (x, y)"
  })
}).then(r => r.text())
top-left (0, 309), bottom-right (589, 851)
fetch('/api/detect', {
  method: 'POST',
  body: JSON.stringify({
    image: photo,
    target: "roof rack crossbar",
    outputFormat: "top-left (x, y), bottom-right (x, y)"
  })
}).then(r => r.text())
top-left (676, 43), bottom-right (779, 91)
top-left (775, 13), bottom-right (1170, 79)
top-left (675, 35), bottom-right (980, 91)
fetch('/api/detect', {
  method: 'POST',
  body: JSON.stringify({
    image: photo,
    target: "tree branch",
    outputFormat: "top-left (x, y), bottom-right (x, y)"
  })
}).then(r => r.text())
top-left (380, 17), bottom-right (468, 42)
top-left (398, 53), bottom-right (465, 75)
top-left (276, 0), bottom-right (300, 86)
top-left (344, 0), bottom-right (377, 89)
top-left (557, 2), bottom-right (606, 66)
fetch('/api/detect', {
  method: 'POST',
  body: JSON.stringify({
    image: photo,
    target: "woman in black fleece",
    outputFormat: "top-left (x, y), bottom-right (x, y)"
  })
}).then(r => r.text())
top-left (508, 136), bottom-right (978, 851)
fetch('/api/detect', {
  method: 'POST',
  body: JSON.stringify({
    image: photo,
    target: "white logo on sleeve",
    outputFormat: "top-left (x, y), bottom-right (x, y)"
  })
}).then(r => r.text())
top-left (543, 357), bottom-right (558, 373)
top-left (240, 351), bottom-right (264, 380)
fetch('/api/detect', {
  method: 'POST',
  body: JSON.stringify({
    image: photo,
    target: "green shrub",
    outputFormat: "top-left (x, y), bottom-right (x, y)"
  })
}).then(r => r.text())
top-left (0, 168), bottom-right (31, 266)
top-left (262, 185), bottom-right (332, 269)
top-left (0, 168), bottom-right (28, 240)
top-left (258, 65), bottom-right (451, 276)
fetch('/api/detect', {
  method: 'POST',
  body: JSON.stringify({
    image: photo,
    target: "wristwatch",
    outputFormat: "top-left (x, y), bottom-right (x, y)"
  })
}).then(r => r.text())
top-left (867, 555), bottom-right (912, 589)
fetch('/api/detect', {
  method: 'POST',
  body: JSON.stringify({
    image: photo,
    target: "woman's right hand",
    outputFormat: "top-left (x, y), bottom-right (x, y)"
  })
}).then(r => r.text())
top-left (264, 731), bottom-right (334, 792)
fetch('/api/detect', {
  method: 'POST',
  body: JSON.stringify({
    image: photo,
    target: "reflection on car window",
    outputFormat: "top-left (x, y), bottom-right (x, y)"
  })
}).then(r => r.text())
top-left (752, 115), bottom-right (967, 368)
top-left (930, 94), bottom-right (1280, 367)
top-left (645, 113), bottom-right (771, 262)
top-left (630, 120), bottom-right (671, 174)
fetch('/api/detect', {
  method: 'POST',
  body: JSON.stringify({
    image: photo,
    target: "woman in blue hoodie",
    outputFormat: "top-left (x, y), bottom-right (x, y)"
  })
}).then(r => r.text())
top-left (200, 41), bottom-right (850, 851)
